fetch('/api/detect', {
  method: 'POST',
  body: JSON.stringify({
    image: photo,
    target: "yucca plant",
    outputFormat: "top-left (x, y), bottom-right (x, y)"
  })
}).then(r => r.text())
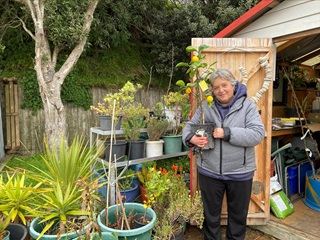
top-left (0, 172), bottom-right (42, 225)
top-left (25, 135), bottom-right (105, 239)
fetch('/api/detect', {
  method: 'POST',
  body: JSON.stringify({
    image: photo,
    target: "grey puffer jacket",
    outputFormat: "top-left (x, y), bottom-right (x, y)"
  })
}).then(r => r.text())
top-left (182, 96), bottom-right (265, 176)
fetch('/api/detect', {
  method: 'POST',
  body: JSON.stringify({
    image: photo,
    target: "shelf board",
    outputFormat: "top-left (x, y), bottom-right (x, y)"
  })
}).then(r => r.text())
top-left (96, 151), bottom-right (189, 168)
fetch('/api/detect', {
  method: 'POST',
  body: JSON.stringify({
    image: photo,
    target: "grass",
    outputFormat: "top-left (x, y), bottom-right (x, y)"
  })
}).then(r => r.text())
top-left (3, 154), bottom-right (46, 172)
top-left (0, 154), bottom-right (46, 185)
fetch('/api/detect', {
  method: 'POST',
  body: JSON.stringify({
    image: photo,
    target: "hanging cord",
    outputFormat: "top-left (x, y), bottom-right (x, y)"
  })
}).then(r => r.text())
top-left (239, 54), bottom-right (272, 103)
top-left (282, 66), bottom-right (320, 179)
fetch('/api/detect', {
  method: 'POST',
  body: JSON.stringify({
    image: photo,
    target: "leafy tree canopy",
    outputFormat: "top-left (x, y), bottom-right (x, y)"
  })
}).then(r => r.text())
top-left (0, 0), bottom-right (260, 110)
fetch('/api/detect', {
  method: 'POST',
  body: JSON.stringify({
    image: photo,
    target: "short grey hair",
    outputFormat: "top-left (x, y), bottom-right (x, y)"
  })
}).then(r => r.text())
top-left (209, 68), bottom-right (237, 86)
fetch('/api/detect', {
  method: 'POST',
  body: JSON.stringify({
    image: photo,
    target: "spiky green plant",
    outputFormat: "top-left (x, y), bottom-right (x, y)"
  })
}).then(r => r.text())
top-left (0, 172), bottom-right (42, 225)
top-left (24, 135), bottom-right (104, 238)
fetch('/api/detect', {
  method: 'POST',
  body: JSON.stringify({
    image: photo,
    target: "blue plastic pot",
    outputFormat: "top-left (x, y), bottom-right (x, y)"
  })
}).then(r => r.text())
top-left (95, 169), bottom-right (140, 202)
top-left (303, 170), bottom-right (320, 212)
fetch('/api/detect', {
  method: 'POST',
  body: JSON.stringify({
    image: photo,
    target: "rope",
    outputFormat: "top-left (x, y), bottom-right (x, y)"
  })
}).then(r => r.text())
top-left (239, 54), bottom-right (272, 103)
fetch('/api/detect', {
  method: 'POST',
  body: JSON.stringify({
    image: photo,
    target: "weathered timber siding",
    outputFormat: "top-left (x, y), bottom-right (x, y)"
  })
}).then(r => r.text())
top-left (18, 87), bottom-right (166, 154)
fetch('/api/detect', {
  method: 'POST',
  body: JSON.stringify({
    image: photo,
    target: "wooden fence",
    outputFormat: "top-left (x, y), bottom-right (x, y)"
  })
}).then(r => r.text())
top-left (3, 78), bottom-right (20, 152)
top-left (2, 84), bottom-right (166, 154)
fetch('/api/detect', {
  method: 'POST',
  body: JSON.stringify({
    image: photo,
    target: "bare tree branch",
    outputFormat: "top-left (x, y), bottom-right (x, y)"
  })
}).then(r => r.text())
top-left (17, 16), bottom-right (35, 40)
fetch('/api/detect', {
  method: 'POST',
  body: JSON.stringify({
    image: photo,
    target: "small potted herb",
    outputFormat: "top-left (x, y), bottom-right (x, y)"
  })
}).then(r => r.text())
top-left (145, 117), bottom-right (169, 158)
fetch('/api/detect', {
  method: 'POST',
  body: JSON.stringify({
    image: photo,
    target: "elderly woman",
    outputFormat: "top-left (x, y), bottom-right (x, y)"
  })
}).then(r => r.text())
top-left (182, 68), bottom-right (265, 240)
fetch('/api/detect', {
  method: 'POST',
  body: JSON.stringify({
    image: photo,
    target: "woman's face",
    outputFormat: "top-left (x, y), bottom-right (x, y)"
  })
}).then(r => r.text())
top-left (212, 77), bottom-right (235, 105)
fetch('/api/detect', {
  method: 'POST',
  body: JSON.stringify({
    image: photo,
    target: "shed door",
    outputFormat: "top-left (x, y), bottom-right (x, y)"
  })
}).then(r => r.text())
top-left (190, 38), bottom-right (274, 225)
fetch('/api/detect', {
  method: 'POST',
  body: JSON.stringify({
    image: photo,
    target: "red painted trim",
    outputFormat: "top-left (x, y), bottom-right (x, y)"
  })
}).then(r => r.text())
top-left (214, 0), bottom-right (276, 38)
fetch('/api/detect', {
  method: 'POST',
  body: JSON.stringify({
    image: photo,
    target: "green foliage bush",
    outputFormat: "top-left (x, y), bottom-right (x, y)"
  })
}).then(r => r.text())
top-left (20, 72), bottom-right (43, 114)
top-left (20, 70), bottom-right (92, 114)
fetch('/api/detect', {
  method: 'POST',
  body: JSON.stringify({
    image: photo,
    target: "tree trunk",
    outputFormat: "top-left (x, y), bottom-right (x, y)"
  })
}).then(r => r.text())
top-left (19, 0), bottom-right (100, 148)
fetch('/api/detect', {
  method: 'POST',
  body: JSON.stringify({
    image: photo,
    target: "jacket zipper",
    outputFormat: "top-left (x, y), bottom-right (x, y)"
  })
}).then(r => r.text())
top-left (243, 148), bottom-right (247, 165)
top-left (220, 121), bottom-right (224, 175)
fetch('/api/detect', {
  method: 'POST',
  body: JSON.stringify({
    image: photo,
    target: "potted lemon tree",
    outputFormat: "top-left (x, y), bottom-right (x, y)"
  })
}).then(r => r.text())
top-left (176, 44), bottom-right (217, 150)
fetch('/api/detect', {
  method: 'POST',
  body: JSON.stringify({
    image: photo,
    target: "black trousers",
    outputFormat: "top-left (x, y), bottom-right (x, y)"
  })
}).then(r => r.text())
top-left (199, 173), bottom-right (253, 240)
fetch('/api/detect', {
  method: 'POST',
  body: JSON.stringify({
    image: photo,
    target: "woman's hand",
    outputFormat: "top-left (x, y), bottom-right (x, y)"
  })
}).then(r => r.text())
top-left (213, 128), bottom-right (224, 139)
top-left (189, 135), bottom-right (208, 148)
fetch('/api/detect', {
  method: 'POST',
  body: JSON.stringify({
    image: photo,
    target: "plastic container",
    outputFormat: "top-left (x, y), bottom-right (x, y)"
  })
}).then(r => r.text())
top-left (298, 161), bottom-right (312, 193)
top-left (287, 166), bottom-right (298, 196)
top-left (304, 170), bottom-right (320, 212)
top-left (6, 223), bottom-right (27, 240)
top-left (312, 97), bottom-right (320, 113)
top-left (98, 203), bottom-right (156, 240)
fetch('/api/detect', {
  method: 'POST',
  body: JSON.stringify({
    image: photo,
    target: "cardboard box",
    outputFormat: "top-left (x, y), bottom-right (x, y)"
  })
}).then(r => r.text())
top-left (305, 122), bottom-right (320, 132)
top-left (308, 113), bottom-right (320, 123)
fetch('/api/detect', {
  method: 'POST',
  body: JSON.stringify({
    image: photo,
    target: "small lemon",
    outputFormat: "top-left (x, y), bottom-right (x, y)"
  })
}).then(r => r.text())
top-left (185, 87), bottom-right (192, 94)
top-left (191, 55), bottom-right (199, 62)
top-left (206, 95), bottom-right (213, 103)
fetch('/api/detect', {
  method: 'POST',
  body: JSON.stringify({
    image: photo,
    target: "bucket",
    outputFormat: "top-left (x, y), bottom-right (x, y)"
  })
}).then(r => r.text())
top-left (303, 170), bottom-right (320, 212)
top-left (164, 106), bottom-right (181, 128)
top-left (97, 203), bottom-right (156, 240)
top-left (287, 166), bottom-right (298, 196)
top-left (145, 140), bottom-right (164, 158)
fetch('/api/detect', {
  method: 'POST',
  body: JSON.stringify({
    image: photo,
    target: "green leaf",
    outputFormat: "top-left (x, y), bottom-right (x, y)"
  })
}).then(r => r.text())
top-left (176, 80), bottom-right (186, 87)
top-left (187, 82), bottom-right (197, 87)
top-left (199, 63), bottom-right (208, 68)
top-left (186, 46), bottom-right (197, 52)
top-left (209, 61), bottom-right (217, 67)
top-left (176, 62), bottom-right (189, 67)
top-left (198, 44), bottom-right (209, 54)
top-left (189, 71), bottom-right (195, 79)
